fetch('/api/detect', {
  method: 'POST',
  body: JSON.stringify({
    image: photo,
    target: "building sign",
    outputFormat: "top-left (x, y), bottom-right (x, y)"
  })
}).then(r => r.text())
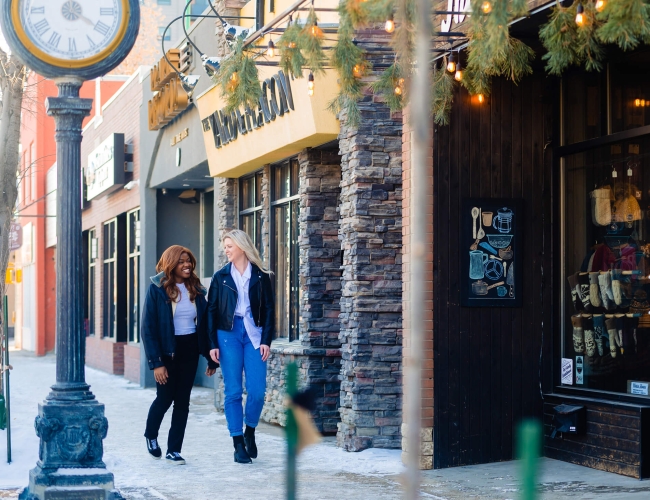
top-left (85, 133), bottom-right (127, 200)
top-left (196, 67), bottom-right (340, 178)
top-left (170, 127), bottom-right (189, 146)
top-left (201, 71), bottom-right (295, 150)
top-left (440, 0), bottom-right (470, 32)
top-left (9, 221), bottom-right (22, 250)
top-left (148, 50), bottom-right (191, 131)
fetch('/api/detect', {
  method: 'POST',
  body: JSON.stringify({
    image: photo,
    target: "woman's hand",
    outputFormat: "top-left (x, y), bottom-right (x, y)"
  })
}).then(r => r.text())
top-left (210, 348), bottom-right (220, 364)
top-left (205, 367), bottom-right (217, 377)
top-left (154, 366), bottom-right (168, 385)
top-left (260, 344), bottom-right (270, 362)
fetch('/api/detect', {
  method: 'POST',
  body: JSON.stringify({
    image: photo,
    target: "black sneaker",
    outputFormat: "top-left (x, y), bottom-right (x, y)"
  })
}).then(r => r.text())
top-left (146, 438), bottom-right (161, 459)
top-left (166, 452), bottom-right (186, 465)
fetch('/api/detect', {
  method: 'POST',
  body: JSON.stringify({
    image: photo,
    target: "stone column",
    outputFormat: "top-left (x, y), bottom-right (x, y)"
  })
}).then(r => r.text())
top-left (20, 80), bottom-right (121, 500)
top-left (215, 177), bottom-right (237, 267)
top-left (336, 98), bottom-right (404, 451)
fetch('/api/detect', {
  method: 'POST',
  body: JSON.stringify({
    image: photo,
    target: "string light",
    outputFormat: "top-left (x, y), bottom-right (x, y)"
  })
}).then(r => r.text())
top-left (575, 3), bottom-right (585, 26)
top-left (635, 98), bottom-right (646, 107)
top-left (231, 72), bottom-right (239, 84)
top-left (595, 0), bottom-right (605, 12)
top-left (481, 1), bottom-right (492, 14)
top-left (446, 53), bottom-right (456, 73)
top-left (385, 14), bottom-right (395, 33)
top-left (477, 94), bottom-right (485, 104)
top-left (308, 72), bottom-right (315, 96)
top-left (394, 85), bottom-right (402, 96)
top-left (454, 62), bottom-right (463, 82)
top-left (267, 39), bottom-right (275, 58)
top-left (311, 20), bottom-right (323, 37)
top-left (394, 78), bottom-right (405, 95)
top-left (353, 64), bottom-right (363, 78)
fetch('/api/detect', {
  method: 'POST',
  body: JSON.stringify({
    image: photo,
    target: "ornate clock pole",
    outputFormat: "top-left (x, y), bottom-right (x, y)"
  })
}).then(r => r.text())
top-left (1, 2), bottom-right (139, 499)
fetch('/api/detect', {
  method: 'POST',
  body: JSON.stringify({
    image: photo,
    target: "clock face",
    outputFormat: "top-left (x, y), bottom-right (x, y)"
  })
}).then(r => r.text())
top-left (16, 0), bottom-right (126, 64)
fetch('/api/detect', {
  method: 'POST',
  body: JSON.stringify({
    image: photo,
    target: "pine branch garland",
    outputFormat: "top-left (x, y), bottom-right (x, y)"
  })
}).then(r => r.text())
top-left (214, 39), bottom-right (262, 112)
top-left (277, 17), bottom-right (306, 79)
top-left (432, 62), bottom-right (454, 126)
top-left (300, 7), bottom-right (326, 75)
top-left (597, 0), bottom-right (650, 50)
top-left (369, 62), bottom-right (404, 112)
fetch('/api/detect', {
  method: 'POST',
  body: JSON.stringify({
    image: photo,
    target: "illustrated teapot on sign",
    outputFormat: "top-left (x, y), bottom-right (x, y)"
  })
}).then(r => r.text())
top-left (492, 207), bottom-right (513, 234)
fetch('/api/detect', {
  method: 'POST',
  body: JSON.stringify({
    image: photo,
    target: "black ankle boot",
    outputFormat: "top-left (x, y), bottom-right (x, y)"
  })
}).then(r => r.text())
top-left (244, 426), bottom-right (258, 459)
top-left (233, 436), bottom-right (252, 464)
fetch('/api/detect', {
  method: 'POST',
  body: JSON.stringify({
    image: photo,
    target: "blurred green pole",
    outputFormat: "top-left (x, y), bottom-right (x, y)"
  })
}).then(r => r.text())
top-left (286, 363), bottom-right (298, 500)
top-left (517, 419), bottom-right (541, 500)
top-left (3, 295), bottom-right (10, 463)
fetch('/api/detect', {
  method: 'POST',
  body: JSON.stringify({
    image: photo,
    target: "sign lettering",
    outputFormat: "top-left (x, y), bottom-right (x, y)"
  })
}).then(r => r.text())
top-left (441, 0), bottom-right (470, 33)
top-left (201, 70), bottom-right (295, 150)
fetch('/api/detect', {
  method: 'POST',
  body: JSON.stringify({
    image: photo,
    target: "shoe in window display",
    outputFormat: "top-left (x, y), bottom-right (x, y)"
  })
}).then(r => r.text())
top-left (582, 315), bottom-right (597, 357)
top-left (571, 314), bottom-right (585, 354)
top-left (592, 314), bottom-right (606, 357)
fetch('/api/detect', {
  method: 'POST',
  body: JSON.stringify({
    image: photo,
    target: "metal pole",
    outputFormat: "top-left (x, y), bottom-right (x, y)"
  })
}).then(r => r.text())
top-left (404, 0), bottom-right (432, 496)
top-left (3, 294), bottom-right (10, 463)
top-left (286, 362), bottom-right (298, 500)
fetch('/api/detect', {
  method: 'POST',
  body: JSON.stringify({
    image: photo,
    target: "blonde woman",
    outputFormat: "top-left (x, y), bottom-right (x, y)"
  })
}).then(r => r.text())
top-left (207, 229), bottom-right (275, 464)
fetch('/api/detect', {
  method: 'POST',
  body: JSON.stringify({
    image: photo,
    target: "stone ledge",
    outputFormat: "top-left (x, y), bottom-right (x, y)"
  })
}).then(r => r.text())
top-left (270, 339), bottom-right (342, 358)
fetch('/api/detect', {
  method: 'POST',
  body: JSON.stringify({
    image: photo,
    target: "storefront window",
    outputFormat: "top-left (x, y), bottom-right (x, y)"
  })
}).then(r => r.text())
top-left (271, 158), bottom-right (300, 340)
top-left (562, 135), bottom-right (650, 398)
top-left (103, 219), bottom-right (117, 339)
top-left (87, 228), bottom-right (97, 336)
top-left (239, 170), bottom-right (263, 256)
top-left (127, 209), bottom-right (140, 343)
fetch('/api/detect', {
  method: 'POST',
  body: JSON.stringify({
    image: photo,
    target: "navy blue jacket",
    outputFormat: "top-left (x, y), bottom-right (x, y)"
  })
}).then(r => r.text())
top-left (141, 272), bottom-right (218, 370)
top-left (207, 262), bottom-right (275, 349)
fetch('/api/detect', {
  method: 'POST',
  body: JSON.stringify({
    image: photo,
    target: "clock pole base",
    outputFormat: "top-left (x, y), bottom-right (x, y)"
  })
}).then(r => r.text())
top-left (18, 466), bottom-right (124, 500)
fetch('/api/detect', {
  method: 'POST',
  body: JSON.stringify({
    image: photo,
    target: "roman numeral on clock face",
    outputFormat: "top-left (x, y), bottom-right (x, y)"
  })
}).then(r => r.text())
top-left (94, 21), bottom-right (110, 36)
top-left (48, 31), bottom-right (61, 48)
top-left (100, 8), bottom-right (115, 16)
top-left (68, 38), bottom-right (77, 52)
top-left (33, 19), bottom-right (49, 36)
top-left (87, 35), bottom-right (97, 48)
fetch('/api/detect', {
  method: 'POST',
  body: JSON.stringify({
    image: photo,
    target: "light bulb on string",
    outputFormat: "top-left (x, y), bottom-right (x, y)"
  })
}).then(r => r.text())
top-left (353, 64), bottom-right (363, 78)
top-left (595, 0), bottom-right (605, 12)
top-left (267, 39), bottom-right (275, 58)
top-left (385, 14), bottom-right (395, 33)
top-left (477, 94), bottom-right (485, 104)
top-left (311, 20), bottom-right (323, 37)
top-left (308, 72), bottom-right (315, 96)
top-left (446, 53), bottom-right (456, 73)
top-left (481, 1), bottom-right (492, 14)
top-left (394, 85), bottom-right (402, 96)
top-left (454, 62), bottom-right (463, 82)
top-left (575, 3), bottom-right (585, 26)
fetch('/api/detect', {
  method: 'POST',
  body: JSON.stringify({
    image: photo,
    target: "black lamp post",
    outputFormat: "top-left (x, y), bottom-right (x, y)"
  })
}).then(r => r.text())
top-left (0, 1), bottom-right (140, 498)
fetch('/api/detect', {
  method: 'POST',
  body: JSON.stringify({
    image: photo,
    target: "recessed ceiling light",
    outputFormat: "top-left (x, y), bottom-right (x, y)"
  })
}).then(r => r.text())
top-left (182, 184), bottom-right (190, 187)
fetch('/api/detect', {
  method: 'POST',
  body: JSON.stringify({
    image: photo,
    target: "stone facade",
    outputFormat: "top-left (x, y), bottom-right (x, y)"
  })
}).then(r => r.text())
top-left (215, 177), bottom-right (237, 266)
top-left (336, 92), bottom-right (404, 451)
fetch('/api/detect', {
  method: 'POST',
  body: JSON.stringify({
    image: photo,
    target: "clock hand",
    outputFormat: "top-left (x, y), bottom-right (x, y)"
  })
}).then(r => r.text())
top-left (78, 14), bottom-right (94, 27)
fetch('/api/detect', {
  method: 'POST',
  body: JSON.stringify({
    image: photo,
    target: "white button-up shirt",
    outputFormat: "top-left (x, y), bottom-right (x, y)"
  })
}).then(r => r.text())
top-left (230, 262), bottom-right (263, 348)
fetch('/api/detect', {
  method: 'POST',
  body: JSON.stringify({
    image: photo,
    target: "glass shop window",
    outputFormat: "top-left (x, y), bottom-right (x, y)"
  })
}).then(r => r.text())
top-left (103, 219), bottom-right (117, 339)
top-left (86, 228), bottom-right (98, 337)
top-left (271, 158), bottom-right (300, 341)
top-left (563, 136), bottom-right (650, 398)
top-left (239, 170), bottom-right (264, 257)
top-left (127, 209), bottom-right (141, 343)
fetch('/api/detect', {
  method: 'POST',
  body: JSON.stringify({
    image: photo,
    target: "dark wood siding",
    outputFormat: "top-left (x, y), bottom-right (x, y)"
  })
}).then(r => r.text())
top-left (433, 72), bottom-right (555, 467)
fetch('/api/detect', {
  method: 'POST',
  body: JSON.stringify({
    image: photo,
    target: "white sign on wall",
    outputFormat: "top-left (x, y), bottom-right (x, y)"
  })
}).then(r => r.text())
top-left (85, 133), bottom-right (126, 200)
top-left (561, 358), bottom-right (573, 385)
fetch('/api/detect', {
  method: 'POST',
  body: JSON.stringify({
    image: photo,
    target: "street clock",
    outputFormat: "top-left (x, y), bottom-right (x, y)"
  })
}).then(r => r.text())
top-left (1, 0), bottom-right (140, 80)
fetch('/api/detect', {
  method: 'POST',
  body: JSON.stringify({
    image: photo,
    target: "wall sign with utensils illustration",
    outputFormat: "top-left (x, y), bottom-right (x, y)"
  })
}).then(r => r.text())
top-left (461, 198), bottom-right (523, 307)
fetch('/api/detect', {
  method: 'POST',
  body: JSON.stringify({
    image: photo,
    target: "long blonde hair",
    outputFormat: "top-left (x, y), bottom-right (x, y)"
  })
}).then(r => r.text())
top-left (223, 229), bottom-right (272, 274)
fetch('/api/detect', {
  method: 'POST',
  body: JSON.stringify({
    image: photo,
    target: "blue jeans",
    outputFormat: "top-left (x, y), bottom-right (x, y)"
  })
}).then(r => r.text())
top-left (218, 316), bottom-right (267, 437)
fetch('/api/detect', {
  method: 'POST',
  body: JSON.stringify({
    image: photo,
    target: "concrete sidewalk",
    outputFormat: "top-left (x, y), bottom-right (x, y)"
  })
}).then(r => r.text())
top-left (1, 351), bottom-right (649, 499)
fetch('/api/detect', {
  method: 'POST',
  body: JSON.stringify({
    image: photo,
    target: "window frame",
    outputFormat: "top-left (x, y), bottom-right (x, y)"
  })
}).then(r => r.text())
top-left (127, 209), bottom-right (141, 344)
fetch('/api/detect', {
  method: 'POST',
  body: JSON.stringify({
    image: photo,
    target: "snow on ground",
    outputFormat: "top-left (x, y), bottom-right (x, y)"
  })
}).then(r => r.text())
top-left (0, 351), bottom-right (406, 499)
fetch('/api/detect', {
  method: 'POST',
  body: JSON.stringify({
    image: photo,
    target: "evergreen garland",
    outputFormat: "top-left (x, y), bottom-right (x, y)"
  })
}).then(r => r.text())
top-left (329, 5), bottom-right (367, 127)
top-left (597, 0), bottom-right (650, 50)
top-left (214, 38), bottom-right (262, 112)
top-left (369, 62), bottom-right (404, 112)
top-left (432, 61), bottom-right (454, 126)
top-left (300, 7), bottom-right (327, 75)
top-left (277, 16), bottom-right (306, 79)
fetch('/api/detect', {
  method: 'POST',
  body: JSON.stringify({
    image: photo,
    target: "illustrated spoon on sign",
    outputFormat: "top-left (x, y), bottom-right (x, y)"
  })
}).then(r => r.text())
top-left (471, 207), bottom-right (479, 239)
top-left (477, 208), bottom-right (486, 240)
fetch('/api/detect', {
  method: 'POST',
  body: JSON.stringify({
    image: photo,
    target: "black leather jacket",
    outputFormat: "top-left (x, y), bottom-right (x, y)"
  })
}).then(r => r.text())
top-left (141, 272), bottom-right (218, 370)
top-left (207, 262), bottom-right (275, 348)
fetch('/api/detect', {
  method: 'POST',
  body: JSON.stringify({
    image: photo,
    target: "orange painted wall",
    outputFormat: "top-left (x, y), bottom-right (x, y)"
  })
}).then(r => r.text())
top-left (18, 73), bottom-right (126, 356)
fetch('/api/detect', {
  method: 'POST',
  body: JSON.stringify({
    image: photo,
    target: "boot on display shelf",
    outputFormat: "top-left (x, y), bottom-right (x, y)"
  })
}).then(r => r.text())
top-left (592, 314), bottom-right (606, 357)
top-left (605, 316), bottom-right (620, 358)
top-left (589, 272), bottom-right (602, 308)
top-left (571, 314), bottom-right (585, 354)
top-left (567, 273), bottom-right (583, 312)
top-left (582, 314), bottom-right (597, 357)
top-left (578, 273), bottom-right (593, 312)
top-left (598, 271), bottom-right (616, 311)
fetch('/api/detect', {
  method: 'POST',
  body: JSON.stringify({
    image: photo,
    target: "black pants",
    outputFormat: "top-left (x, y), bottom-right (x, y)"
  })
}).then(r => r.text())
top-left (144, 333), bottom-right (199, 453)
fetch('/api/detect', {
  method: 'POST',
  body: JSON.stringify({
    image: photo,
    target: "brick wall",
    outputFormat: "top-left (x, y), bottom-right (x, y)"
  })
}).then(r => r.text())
top-left (123, 343), bottom-right (141, 384)
top-left (400, 107), bottom-right (435, 469)
top-left (86, 335), bottom-right (125, 375)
